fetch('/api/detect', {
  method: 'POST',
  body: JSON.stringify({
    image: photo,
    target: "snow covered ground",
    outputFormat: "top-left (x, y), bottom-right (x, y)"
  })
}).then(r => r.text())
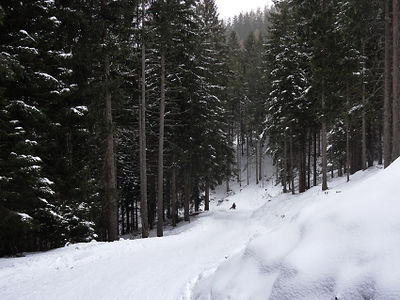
top-left (1, 157), bottom-right (400, 300)
top-left (193, 160), bottom-right (400, 300)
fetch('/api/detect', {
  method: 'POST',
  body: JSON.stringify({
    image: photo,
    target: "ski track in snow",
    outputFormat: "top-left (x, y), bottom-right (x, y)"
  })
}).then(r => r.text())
top-left (0, 160), bottom-right (275, 300)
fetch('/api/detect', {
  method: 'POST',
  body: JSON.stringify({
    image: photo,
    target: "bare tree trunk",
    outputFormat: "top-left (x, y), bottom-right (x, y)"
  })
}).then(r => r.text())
top-left (321, 0), bottom-right (328, 191)
top-left (237, 133), bottom-right (241, 186)
top-left (361, 40), bottom-right (367, 170)
top-left (330, 149), bottom-right (334, 179)
top-left (290, 136), bottom-right (295, 194)
top-left (307, 130), bottom-right (311, 189)
top-left (126, 205), bottom-right (130, 233)
top-left (101, 7), bottom-right (118, 241)
top-left (184, 165), bottom-right (191, 222)
top-left (171, 160), bottom-right (177, 227)
top-left (139, 0), bottom-right (149, 238)
top-left (384, 0), bottom-right (392, 168)
top-left (313, 130), bottom-right (317, 186)
top-left (378, 127), bottom-right (383, 165)
top-left (346, 83), bottom-right (351, 182)
top-left (256, 140), bottom-right (259, 184)
top-left (338, 163), bottom-right (343, 177)
top-left (194, 182), bottom-right (200, 212)
top-left (259, 140), bottom-right (262, 182)
top-left (205, 180), bottom-right (210, 211)
top-left (283, 135), bottom-right (288, 193)
top-left (157, 53), bottom-right (166, 237)
top-left (240, 106), bottom-right (245, 156)
top-left (121, 205), bottom-right (125, 235)
top-left (393, 0), bottom-right (399, 161)
top-left (134, 198), bottom-right (138, 230)
top-left (166, 176), bottom-right (170, 219)
top-left (246, 135), bottom-right (250, 185)
top-left (321, 78), bottom-right (328, 191)
top-left (299, 138), bottom-right (306, 193)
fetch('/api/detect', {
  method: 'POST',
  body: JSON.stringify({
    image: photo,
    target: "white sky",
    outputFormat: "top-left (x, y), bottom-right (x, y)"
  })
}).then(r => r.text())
top-left (215, 0), bottom-right (273, 20)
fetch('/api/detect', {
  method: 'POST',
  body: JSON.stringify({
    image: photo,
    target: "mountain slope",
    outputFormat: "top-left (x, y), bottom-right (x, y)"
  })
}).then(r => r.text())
top-left (193, 159), bottom-right (400, 300)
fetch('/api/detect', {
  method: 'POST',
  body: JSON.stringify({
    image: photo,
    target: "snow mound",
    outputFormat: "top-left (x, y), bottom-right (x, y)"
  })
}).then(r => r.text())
top-left (192, 159), bottom-right (400, 300)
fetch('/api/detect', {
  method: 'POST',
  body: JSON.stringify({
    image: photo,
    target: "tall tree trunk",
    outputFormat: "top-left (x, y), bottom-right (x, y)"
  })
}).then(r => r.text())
top-left (148, 175), bottom-right (156, 229)
top-left (240, 107), bottom-right (244, 156)
top-left (205, 180), bottom-right (210, 211)
top-left (361, 40), bottom-right (367, 170)
top-left (321, 0), bottom-right (328, 191)
top-left (384, 0), bottom-right (392, 168)
top-left (166, 175), bottom-right (170, 219)
top-left (313, 129), bottom-right (317, 186)
top-left (299, 138), bottom-right (306, 193)
top-left (171, 159), bottom-right (177, 227)
top-left (258, 140), bottom-right (262, 182)
top-left (139, 0), bottom-right (149, 238)
top-left (101, 12), bottom-right (118, 241)
top-left (194, 183), bottom-right (200, 212)
top-left (246, 135), bottom-right (250, 185)
top-left (330, 149), bottom-right (334, 178)
top-left (184, 165), bottom-right (191, 222)
top-left (290, 136), bottom-right (295, 194)
top-left (121, 205), bottom-right (125, 235)
top-left (256, 139), bottom-right (259, 184)
top-left (393, 0), bottom-right (399, 161)
top-left (283, 135), bottom-right (288, 193)
top-left (378, 126), bottom-right (383, 165)
top-left (307, 129), bottom-right (311, 189)
top-left (157, 53), bottom-right (166, 237)
top-left (126, 205), bottom-right (130, 234)
top-left (237, 133), bottom-right (241, 186)
top-left (321, 77), bottom-right (328, 191)
top-left (346, 83), bottom-right (351, 182)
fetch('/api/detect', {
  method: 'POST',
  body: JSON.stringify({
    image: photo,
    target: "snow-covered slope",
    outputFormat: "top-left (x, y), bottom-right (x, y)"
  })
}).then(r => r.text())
top-left (1, 158), bottom-right (399, 300)
top-left (193, 159), bottom-right (400, 300)
top-left (0, 175), bottom-right (273, 300)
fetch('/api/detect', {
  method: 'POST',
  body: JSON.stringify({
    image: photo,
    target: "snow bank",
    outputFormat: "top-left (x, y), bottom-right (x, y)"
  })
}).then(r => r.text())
top-left (193, 160), bottom-right (400, 300)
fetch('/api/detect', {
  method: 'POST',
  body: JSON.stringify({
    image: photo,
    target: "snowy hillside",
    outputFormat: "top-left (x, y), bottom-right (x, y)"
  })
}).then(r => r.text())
top-left (193, 159), bottom-right (400, 300)
top-left (1, 158), bottom-right (400, 299)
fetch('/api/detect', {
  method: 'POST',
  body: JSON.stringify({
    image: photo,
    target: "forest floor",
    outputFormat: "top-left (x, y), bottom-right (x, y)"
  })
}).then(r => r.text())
top-left (1, 156), bottom-right (400, 299)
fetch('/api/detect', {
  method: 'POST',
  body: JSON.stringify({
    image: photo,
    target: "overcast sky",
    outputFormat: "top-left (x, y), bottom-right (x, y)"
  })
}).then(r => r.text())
top-left (215, 0), bottom-right (273, 20)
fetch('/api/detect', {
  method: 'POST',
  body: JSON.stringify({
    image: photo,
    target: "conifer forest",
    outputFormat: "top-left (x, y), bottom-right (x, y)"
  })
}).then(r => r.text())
top-left (0, 0), bottom-right (399, 259)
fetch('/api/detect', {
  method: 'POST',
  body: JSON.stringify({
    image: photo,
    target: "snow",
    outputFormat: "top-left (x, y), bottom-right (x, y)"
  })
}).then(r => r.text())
top-left (38, 197), bottom-right (49, 204)
top-left (39, 177), bottom-right (54, 185)
top-left (17, 154), bottom-right (42, 163)
top-left (16, 46), bottom-right (38, 55)
top-left (25, 139), bottom-right (38, 146)
top-left (1, 156), bottom-right (400, 299)
top-left (12, 100), bottom-right (41, 114)
top-left (193, 160), bottom-right (400, 300)
top-left (35, 72), bottom-right (59, 83)
top-left (19, 30), bottom-right (35, 41)
top-left (17, 213), bottom-right (33, 222)
top-left (71, 106), bottom-right (88, 116)
top-left (49, 16), bottom-right (61, 25)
